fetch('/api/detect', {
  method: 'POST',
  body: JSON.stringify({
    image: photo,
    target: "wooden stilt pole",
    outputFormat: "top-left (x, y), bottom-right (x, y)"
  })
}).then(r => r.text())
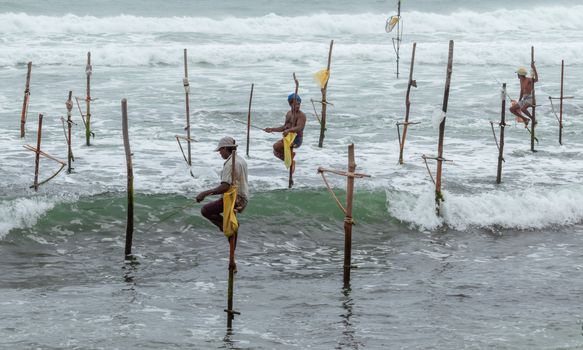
top-left (246, 83), bottom-right (254, 157)
top-left (559, 59), bottom-right (564, 145)
top-left (318, 144), bottom-right (370, 288)
top-left (435, 40), bottom-right (454, 215)
top-left (66, 91), bottom-right (74, 174)
top-left (225, 149), bottom-right (240, 328)
top-left (398, 42), bottom-right (417, 164)
top-left (289, 73), bottom-right (299, 189)
top-left (318, 40), bottom-right (334, 148)
top-left (395, 0), bottom-right (402, 78)
top-left (183, 49), bottom-right (192, 165)
top-left (496, 83), bottom-right (507, 184)
top-left (20, 62), bottom-right (32, 138)
top-left (530, 47), bottom-right (536, 152)
top-left (33, 114), bottom-right (43, 192)
top-left (343, 144), bottom-right (356, 289)
top-left (121, 99), bottom-right (134, 259)
top-left (85, 52), bottom-right (92, 146)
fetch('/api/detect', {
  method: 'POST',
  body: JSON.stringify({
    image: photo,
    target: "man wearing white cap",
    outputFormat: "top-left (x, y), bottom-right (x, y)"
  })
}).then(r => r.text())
top-left (510, 63), bottom-right (538, 127)
top-left (196, 136), bottom-right (249, 231)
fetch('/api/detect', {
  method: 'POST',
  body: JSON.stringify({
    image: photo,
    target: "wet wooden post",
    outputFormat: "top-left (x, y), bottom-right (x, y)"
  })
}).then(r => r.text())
top-left (183, 49), bottom-right (192, 165)
top-left (435, 40), bottom-right (454, 215)
top-left (225, 149), bottom-right (240, 328)
top-left (343, 145), bottom-right (356, 288)
top-left (496, 83), bottom-right (507, 184)
top-left (20, 62), bottom-right (32, 138)
top-left (121, 99), bottom-right (134, 259)
top-left (318, 144), bottom-right (370, 289)
top-left (395, 0), bottom-right (402, 78)
top-left (33, 114), bottom-right (43, 192)
top-left (559, 60), bottom-right (564, 145)
top-left (66, 91), bottom-right (74, 173)
top-left (289, 73), bottom-right (299, 189)
top-left (318, 40), bottom-right (334, 148)
top-left (530, 47), bottom-right (536, 152)
top-left (398, 42), bottom-right (417, 164)
top-left (85, 52), bottom-right (92, 146)
top-left (246, 83), bottom-right (254, 157)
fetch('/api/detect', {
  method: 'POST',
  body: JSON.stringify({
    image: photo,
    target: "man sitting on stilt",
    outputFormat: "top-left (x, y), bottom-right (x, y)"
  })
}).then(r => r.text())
top-left (196, 137), bottom-right (249, 234)
top-left (264, 93), bottom-right (306, 174)
top-left (510, 63), bottom-right (538, 128)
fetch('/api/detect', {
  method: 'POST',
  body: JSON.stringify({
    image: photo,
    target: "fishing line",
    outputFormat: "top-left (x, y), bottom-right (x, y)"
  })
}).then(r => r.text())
top-left (142, 201), bottom-right (198, 234)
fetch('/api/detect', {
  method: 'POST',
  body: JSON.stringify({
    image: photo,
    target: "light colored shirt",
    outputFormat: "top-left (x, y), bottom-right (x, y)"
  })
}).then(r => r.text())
top-left (221, 153), bottom-right (249, 199)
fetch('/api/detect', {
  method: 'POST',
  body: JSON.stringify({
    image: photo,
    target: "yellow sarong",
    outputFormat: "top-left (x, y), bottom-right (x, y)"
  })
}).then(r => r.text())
top-left (222, 186), bottom-right (239, 238)
top-left (313, 69), bottom-right (330, 89)
top-left (283, 132), bottom-right (297, 169)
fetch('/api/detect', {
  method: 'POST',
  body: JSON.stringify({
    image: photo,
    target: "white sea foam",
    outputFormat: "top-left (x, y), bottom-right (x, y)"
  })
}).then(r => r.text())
top-left (0, 196), bottom-right (59, 238)
top-left (388, 185), bottom-right (583, 231)
top-left (0, 7), bottom-right (582, 35)
top-left (0, 6), bottom-right (581, 67)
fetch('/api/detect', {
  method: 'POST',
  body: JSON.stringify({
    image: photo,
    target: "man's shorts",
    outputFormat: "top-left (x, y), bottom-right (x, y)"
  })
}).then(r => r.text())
top-left (293, 134), bottom-right (303, 148)
top-left (518, 95), bottom-right (533, 108)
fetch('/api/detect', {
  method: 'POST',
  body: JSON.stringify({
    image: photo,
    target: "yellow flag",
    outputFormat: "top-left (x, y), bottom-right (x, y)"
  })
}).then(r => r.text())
top-left (283, 132), bottom-right (297, 169)
top-left (385, 15), bottom-right (400, 33)
top-left (222, 186), bottom-right (239, 238)
top-left (313, 69), bottom-right (330, 89)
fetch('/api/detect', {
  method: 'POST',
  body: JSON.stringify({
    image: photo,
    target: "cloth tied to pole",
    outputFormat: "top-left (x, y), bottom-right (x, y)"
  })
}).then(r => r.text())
top-left (385, 15), bottom-right (400, 33)
top-left (313, 69), bottom-right (330, 89)
top-left (222, 186), bottom-right (239, 238)
top-left (183, 77), bottom-right (190, 93)
top-left (86, 64), bottom-right (92, 76)
top-left (432, 110), bottom-right (446, 129)
top-left (283, 132), bottom-right (297, 169)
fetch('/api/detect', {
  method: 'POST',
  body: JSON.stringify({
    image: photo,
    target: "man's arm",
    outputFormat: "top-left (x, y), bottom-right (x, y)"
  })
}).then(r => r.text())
top-left (264, 113), bottom-right (291, 133)
top-left (531, 62), bottom-right (539, 83)
top-left (196, 182), bottom-right (230, 202)
top-left (264, 125), bottom-right (286, 133)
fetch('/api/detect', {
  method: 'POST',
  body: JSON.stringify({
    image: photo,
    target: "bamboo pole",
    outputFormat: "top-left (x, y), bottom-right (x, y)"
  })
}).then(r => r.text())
top-left (183, 49), bottom-right (192, 165)
top-left (225, 149), bottom-right (240, 329)
top-left (289, 73), bottom-right (299, 189)
top-left (343, 144), bottom-right (356, 289)
top-left (398, 42), bottom-right (417, 164)
top-left (530, 47), bottom-right (536, 152)
top-left (20, 62), bottom-right (32, 138)
top-left (66, 91), bottom-right (74, 174)
top-left (317, 144), bottom-right (370, 288)
top-left (33, 114), bottom-right (43, 192)
top-left (435, 40), bottom-right (454, 215)
top-left (246, 83), bottom-right (254, 157)
top-left (86, 52), bottom-right (92, 146)
top-left (395, 0), bottom-right (401, 78)
top-left (496, 83), bottom-right (507, 184)
top-left (318, 40), bottom-right (334, 148)
top-left (121, 99), bottom-right (134, 258)
top-left (559, 59), bottom-right (564, 145)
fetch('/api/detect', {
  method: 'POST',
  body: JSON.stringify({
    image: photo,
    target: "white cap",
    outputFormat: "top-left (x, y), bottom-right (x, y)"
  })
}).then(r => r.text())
top-left (214, 136), bottom-right (237, 151)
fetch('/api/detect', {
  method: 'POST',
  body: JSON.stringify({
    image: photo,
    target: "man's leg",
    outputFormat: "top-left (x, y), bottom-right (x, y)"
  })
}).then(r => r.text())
top-left (510, 103), bottom-right (529, 125)
top-left (273, 140), bottom-right (284, 161)
top-left (201, 198), bottom-right (224, 231)
top-left (521, 105), bottom-right (534, 123)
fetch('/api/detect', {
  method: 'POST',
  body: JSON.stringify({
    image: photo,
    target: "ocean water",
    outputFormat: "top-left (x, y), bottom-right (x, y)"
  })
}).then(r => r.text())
top-left (2, 0), bottom-right (583, 348)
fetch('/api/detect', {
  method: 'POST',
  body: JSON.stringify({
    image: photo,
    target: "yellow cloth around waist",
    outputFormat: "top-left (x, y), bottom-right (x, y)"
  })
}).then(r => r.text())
top-left (222, 186), bottom-right (239, 238)
top-left (283, 132), bottom-right (297, 169)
